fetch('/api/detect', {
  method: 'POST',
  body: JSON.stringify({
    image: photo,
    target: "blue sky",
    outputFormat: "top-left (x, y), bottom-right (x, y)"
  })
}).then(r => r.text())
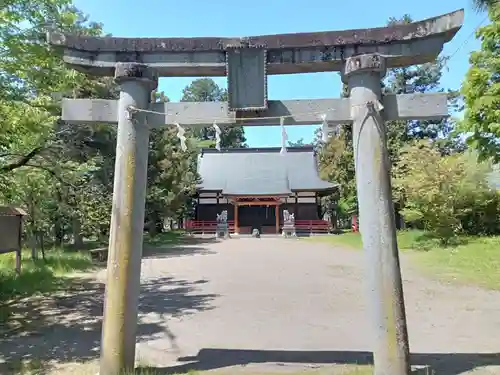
top-left (74, 0), bottom-right (486, 147)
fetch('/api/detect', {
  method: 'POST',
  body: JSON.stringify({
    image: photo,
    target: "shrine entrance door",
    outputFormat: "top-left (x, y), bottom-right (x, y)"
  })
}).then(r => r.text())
top-left (231, 197), bottom-right (282, 235)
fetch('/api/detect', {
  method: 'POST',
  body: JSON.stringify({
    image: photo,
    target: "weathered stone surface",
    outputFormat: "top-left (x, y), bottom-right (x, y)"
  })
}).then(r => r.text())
top-left (114, 63), bottom-right (158, 90)
top-left (227, 48), bottom-right (268, 111)
top-left (61, 93), bottom-right (448, 127)
top-left (47, 10), bottom-right (464, 76)
top-left (47, 10), bottom-right (463, 52)
top-left (342, 53), bottom-right (387, 80)
top-left (411, 365), bottom-right (433, 374)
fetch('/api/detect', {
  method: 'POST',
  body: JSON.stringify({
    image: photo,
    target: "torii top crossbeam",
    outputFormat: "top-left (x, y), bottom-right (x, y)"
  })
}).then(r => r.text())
top-left (48, 9), bottom-right (464, 77)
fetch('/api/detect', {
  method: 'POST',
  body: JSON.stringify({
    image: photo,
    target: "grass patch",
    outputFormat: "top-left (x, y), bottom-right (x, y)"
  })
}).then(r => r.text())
top-left (0, 247), bottom-right (95, 324)
top-left (412, 235), bottom-right (500, 290)
top-left (308, 231), bottom-right (363, 249)
top-left (309, 230), bottom-right (500, 290)
top-left (144, 230), bottom-right (186, 247)
top-left (308, 230), bottom-right (443, 251)
top-left (0, 230), bottom-right (188, 309)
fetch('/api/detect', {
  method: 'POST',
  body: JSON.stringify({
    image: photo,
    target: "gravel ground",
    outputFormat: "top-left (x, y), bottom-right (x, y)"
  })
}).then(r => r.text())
top-left (1, 236), bottom-right (499, 374)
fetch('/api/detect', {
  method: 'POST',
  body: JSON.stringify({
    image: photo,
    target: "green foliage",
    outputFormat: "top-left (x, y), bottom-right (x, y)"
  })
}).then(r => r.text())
top-left (314, 81), bottom-right (355, 221)
top-left (393, 141), bottom-right (499, 242)
top-left (471, 0), bottom-right (500, 13)
top-left (0, 248), bottom-right (93, 301)
top-left (181, 78), bottom-right (247, 148)
top-left (316, 128), bottom-right (356, 218)
top-left (0, 0), bottom-right (118, 250)
top-left (143, 230), bottom-right (186, 247)
top-left (461, 5), bottom-right (500, 162)
top-left (414, 235), bottom-right (500, 290)
top-left (0, 1), bottom-right (499, 300)
top-left (309, 230), bottom-right (500, 289)
top-left (181, 78), bottom-right (226, 102)
top-left (146, 127), bottom-right (200, 235)
top-left (308, 229), bottom-right (445, 251)
top-left (0, 3), bottom-right (226, 247)
top-left (383, 17), bottom-right (464, 164)
top-left (288, 138), bottom-right (307, 147)
top-left (316, 14), bottom-right (466, 227)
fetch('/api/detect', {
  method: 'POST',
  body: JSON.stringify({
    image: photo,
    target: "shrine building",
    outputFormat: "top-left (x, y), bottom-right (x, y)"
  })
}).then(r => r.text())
top-left (193, 146), bottom-right (337, 235)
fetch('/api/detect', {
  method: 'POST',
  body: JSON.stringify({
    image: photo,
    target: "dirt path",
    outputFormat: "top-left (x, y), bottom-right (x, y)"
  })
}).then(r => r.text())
top-left (1, 237), bottom-right (499, 375)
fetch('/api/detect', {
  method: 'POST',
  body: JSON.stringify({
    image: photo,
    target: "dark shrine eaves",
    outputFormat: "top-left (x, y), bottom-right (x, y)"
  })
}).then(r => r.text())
top-left (200, 146), bottom-right (314, 155)
top-left (49, 10), bottom-right (463, 52)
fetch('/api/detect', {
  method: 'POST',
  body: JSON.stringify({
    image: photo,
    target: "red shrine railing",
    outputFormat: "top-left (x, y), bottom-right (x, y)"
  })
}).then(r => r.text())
top-left (185, 219), bottom-right (331, 234)
top-left (186, 220), bottom-right (235, 234)
top-left (295, 220), bottom-right (331, 233)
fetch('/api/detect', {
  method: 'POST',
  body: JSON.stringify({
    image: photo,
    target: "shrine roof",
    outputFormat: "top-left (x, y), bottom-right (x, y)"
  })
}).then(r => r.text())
top-left (0, 206), bottom-right (27, 216)
top-left (197, 146), bottom-right (337, 195)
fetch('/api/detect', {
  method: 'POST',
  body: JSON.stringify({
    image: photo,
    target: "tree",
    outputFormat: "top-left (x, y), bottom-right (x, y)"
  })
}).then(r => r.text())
top-left (316, 128), bottom-right (357, 221)
top-left (0, 0), bottom-right (109, 169)
top-left (0, 0), bottom-right (120, 249)
top-left (315, 15), bottom-right (463, 227)
top-left (384, 16), bottom-right (464, 162)
top-left (143, 94), bottom-right (200, 235)
top-left (181, 78), bottom-right (226, 102)
top-left (472, 0), bottom-right (499, 13)
top-left (461, 5), bottom-right (500, 162)
top-left (181, 78), bottom-right (247, 148)
top-left (393, 141), bottom-right (499, 242)
top-left (288, 138), bottom-right (306, 147)
top-left (0, 0), bottom-right (110, 175)
top-left (1, 1), bottom-right (207, 246)
top-left (146, 127), bottom-right (199, 235)
top-left (315, 83), bottom-right (356, 223)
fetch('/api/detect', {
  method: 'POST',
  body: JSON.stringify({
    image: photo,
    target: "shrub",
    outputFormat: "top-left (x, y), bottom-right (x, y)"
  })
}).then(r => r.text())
top-left (393, 141), bottom-right (499, 243)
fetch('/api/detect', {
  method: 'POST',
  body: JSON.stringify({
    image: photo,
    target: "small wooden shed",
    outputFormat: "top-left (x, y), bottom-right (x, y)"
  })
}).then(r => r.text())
top-left (0, 206), bottom-right (27, 273)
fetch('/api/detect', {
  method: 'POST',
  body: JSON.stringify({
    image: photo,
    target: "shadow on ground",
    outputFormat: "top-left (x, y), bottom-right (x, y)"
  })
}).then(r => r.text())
top-left (76, 231), bottom-right (219, 260)
top-left (142, 233), bottom-right (219, 259)
top-left (0, 275), bottom-right (218, 375)
top-left (142, 348), bottom-right (500, 375)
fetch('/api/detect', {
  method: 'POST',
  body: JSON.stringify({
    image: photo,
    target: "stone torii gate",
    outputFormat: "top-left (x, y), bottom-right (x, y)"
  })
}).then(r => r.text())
top-left (48, 9), bottom-right (463, 375)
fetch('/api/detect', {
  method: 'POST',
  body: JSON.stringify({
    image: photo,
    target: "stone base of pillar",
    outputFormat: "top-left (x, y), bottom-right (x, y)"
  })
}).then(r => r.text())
top-left (216, 224), bottom-right (230, 239)
top-left (411, 365), bottom-right (433, 374)
top-left (281, 225), bottom-right (296, 238)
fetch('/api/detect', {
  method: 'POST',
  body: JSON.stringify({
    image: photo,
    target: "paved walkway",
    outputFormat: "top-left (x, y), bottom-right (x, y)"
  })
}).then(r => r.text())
top-left (1, 237), bottom-right (500, 374)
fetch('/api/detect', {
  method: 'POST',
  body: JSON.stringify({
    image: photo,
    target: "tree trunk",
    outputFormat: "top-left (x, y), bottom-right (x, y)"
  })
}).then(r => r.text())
top-left (73, 217), bottom-right (84, 249)
top-left (155, 218), bottom-right (163, 234)
top-left (148, 221), bottom-right (158, 238)
top-left (99, 225), bottom-right (109, 244)
top-left (54, 218), bottom-right (63, 247)
top-left (30, 226), bottom-right (37, 261)
top-left (39, 232), bottom-right (46, 261)
top-left (54, 189), bottom-right (64, 246)
top-left (28, 194), bottom-right (37, 260)
top-left (331, 210), bottom-right (338, 230)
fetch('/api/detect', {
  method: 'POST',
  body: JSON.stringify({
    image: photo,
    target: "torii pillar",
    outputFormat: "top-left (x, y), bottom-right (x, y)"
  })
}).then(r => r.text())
top-left (343, 53), bottom-right (410, 375)
top-left (100, 63), bottom-right (158, 375)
